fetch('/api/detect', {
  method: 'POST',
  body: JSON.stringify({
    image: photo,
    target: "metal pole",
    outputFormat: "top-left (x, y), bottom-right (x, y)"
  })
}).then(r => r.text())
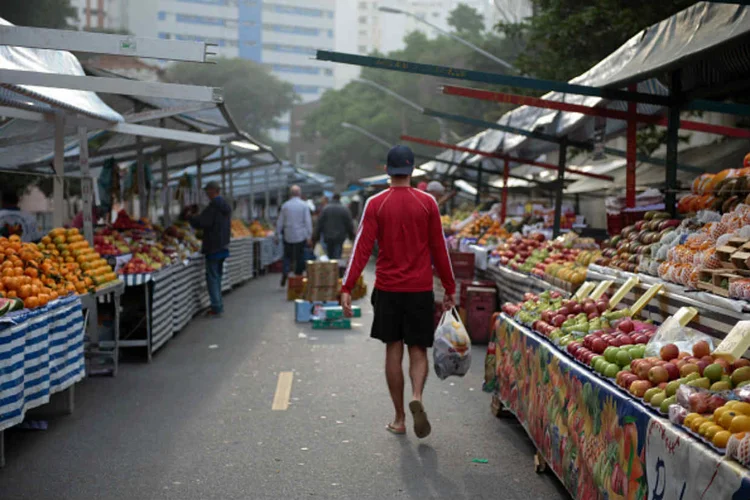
top-left (78, 126), bottom-right (94, 245)
top-left (626, 84), bottom-right (637, 208)
top-left (160, 119), bottom-right (170, 226)
top-left (553, 137), bottom-right (568, 238)
top-left (250, 168), bottom-right (255, 219)
top-left (196, 148), bottom-right (203, 208)
top-left (228, 151), bottom-right (235, 208)
top-left (475, 162), bottom-right (482, 206)
top-left (53, 113), bottom-right (65, 228)
top-left (666, 71), bottom-right (682, 218)
top-left (220, 146), bottom-right (227, 194)
top-left (501, 158), bottom-right (509, 223)
top-left (265, 168), bottom-right (270, 220)
top-left (136, 136), bottom-right (147, 218)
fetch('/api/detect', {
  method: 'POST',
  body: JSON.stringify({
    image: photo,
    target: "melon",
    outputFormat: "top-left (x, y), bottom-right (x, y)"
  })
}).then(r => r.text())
top-left (9, 298), bottom-right (24, 312)
top-left (0, 298), bottom-right (13, 316)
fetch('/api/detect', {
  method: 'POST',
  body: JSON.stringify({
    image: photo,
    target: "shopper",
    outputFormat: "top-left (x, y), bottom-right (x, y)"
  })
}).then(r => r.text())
top-left (313, 193), bottom-right (355, 260)
top-left (188, 181), bottom-right (232, 317)
top-left (340, 145), bottom-right (456, 439)
top-left (276, 185), bottom-right (312, 286)
top-left (0, 187), bottom-right (41, 242)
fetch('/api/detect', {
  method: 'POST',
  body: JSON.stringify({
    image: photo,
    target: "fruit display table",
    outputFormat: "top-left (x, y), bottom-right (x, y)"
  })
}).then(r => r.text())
top-left (484, 314), bottom-right (750, 499)
top-left (225, 238), bottom-right (254, 288)
top-left (0, 294), bottom-right (86, 466)
top-left (477, 265), bottom-right (570, 304)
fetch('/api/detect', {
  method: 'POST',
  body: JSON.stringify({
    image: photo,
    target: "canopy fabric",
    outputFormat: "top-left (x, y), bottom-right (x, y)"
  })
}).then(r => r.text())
top-left (0, 18), bottom-right (123, 123)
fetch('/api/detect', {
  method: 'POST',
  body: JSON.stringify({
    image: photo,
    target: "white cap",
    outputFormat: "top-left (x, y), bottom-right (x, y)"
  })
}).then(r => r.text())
top-left (427, 181), bottom-right (445, 195)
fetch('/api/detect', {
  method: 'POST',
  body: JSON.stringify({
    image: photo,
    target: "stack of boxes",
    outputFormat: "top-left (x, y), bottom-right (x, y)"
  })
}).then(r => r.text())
top-left (306, 260), bottom-right (340, 302)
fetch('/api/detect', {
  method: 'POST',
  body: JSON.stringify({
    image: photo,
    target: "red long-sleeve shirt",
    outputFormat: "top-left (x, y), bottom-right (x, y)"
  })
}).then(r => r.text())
top-left (342, 187), bottom-right (456, 296)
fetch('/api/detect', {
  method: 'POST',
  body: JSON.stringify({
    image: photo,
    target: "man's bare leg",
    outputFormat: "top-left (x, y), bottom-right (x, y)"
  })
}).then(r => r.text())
top-left (407, 345), bottom-right (432, 438)
top-left (408, 345), bottom-right (428, 401)
top-left (385, 341), bottom-right (406, 431)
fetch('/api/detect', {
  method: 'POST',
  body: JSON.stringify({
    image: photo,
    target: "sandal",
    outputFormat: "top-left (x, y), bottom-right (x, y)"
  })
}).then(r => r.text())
top-left (409, 400), bottom-right (432, 439)
top-left (386, 423), bottom-right (406, 435)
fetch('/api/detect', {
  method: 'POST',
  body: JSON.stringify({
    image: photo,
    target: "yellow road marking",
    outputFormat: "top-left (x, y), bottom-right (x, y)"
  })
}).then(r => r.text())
top-left (272, 371), bottom-right (294, 411)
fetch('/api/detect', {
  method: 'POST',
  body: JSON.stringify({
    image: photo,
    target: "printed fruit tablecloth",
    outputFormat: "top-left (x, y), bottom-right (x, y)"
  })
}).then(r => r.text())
top-left (484, 314), bottom-right (750, 500)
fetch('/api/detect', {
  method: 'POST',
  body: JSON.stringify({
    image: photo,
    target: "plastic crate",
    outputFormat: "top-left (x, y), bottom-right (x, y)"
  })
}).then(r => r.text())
top-left (465, 286), bottom-right (497, 344)
top-left (459, 279), bottom-right (495, 309)
top-left (450, 252), bottom-right (475, 280)
top-left (268, 261), bottom-right (283, 273)
top-left (606, 213), bottom-right (624, 236)
top-left (623, 209), bottom-right (648, 227)
top-left (286, 276), bottom-right (306, 301)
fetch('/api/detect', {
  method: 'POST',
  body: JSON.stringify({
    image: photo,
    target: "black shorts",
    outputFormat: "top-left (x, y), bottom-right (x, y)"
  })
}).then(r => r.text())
top-left (370, 289), bottom-right (435, 347)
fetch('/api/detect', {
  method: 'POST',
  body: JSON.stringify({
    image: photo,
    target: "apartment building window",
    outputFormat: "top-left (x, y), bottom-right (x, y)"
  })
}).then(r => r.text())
top-left (262, 43), bottom-right (316, 56)
top-left (269, 64), bottom-right (321, 75)
top-left (177, 0), bottom-right (228, 4)
top-left (293, 85), bottom-right (320, 94)
top-left (157, 11), bottom-right (166, 21)
top-left (358, 45), bottom-right (367, 53)
top-left (358, 16), bottom-right (367, 24)
top-left (295, 152), bottom-right (307, 165)
top-left (328, 30), bottom-right (333, 38)
top-left (263, 4), bottom-right (325, 17)
top-left (263, 23), bottom-right (319, 36)
top-left (359, 29), bottom-right (367, 36)
top-left (158, 32), bottom-right (170, 39)
top-left (176, 14), bottom-right (225, 26)
top-left (324, 69), bottom-right (333, 76)
top-left (359, 2), bottom-right (367, 8)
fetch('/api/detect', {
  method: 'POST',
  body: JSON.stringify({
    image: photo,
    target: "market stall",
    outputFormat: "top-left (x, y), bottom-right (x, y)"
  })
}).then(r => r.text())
top-left (485, 313), bottom-right (750, 498)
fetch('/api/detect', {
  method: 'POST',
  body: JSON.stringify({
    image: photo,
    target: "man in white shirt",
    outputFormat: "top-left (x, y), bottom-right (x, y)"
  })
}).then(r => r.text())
top-left (276, 185), bottom-right (312, 286)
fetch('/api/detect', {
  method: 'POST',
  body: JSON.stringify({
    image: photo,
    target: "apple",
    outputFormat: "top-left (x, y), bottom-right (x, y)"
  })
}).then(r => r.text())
top-left (591, 338), bottom-right (607, 355)
top-left (630, 380), bottom-right (653, 398)
top-left (696, 360), bottom-right (709, 375)
top-left (660, 344), bottom-right (679, 361)
top-left (558, 307), bottom-right (570, 317)
top-left (636, 361), bottom-right (654, 380)
top-left (663, 363), bottom-right (680, 381)
top-left (587, 312), bottom-right (599, 320)
top-left (692, 340), bottom-right (711, 359)
top-left (733, 359), bottom-right (750, 371)
top-left (618, 319), bottom-right (634, 334)
top-left (714, 358), bottom-right (731, 372)
top-left (632, 334), bottom-right (649, 345)
top-left (616, 334), bottom-right (633, 346)
top-left (621, 373), bottom-right (639, 389)
top-left (648, 366), bottom-right (669, 385)
top-left (658, 382), bottom-right (669, 390)
top-left (567, 342), bottom-right (582, 355)
top-left (677, 352), bottom-right (690, 360)
top-left (596, 300), bottom-right (608, 313)
top-left (552, 315), bottom-right (566, 328)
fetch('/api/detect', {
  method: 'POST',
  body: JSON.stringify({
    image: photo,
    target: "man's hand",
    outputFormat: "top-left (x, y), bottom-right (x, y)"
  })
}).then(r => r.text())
top-left (442, 293), bottom-right (455, 312)
top-left (340, 292), bottom-right (353, 318)
top-left (307, 238), bottom-right (314, 248)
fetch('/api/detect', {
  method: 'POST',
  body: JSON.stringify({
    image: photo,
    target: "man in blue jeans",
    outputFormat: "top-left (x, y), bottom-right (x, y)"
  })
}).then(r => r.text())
top-left (276, 185), bottom-right (312, 287)
top-left (313, 193), bottom-right (355, 260)
top-left (189, 181), bottom-right (232, 316)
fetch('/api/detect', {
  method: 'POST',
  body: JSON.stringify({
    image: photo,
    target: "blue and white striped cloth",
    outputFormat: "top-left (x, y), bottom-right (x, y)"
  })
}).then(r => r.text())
top-left (0, 295), bottom-right (85, 431)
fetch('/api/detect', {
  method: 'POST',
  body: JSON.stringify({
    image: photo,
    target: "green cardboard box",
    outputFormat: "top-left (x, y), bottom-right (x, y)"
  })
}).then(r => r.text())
top-left (321, 306), bottom-right (361, 319)
top-left (312, 318), bottom-right (352, 330)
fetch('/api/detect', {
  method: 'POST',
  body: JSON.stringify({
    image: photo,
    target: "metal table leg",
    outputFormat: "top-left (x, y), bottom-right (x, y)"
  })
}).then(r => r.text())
top-left (145, 283), bottom-right (152, 363)
top-left (113, 291), bottom-right (121, 376)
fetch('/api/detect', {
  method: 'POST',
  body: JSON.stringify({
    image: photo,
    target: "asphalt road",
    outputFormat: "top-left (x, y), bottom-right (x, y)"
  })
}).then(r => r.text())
top-left (0, 269), bottom-right (570, 500)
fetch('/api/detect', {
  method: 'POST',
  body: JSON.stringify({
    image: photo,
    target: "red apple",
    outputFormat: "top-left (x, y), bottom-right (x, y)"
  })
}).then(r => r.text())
top-left (663, 363), bottom-right (680, 381)
top-left (696, 360), bottom-right (709, 375)
top-left (621, 373), bottom-right (639, 389)
top-left (596, 300), bottom-right (608, 313)
top-left (692, 340), bottom-right (711, 359)
top-left (618, 319), bottom-right (634, 334)
top-left (649, 366), bottom-right (669, 385)
top-left (636, 361), bottom-right (654, 380)
top-left (733, 359), bottom-right (750, 371)
top-left (616, 334), bottom-right (633, 346)
top-left (660, 344), bottom-right (679, 362)
top-left (591, 338), bottom-right (607, 355)
top-left (630, 380), bottom-right (653, 398)
top-left (632, 334), bottom-right (649, 345)
top-left (658, 382), bottom-right (669, 390)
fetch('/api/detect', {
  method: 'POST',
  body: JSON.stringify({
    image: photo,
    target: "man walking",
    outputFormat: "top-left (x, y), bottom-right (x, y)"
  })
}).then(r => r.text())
top-left (277, 185), bottom-right (312, 286)
top-left (189, 181), bottom-right (232, 317)
top-left (340, 145), bottom-right (455, 438)
top-left (313, 193), bottom-right (355, 260)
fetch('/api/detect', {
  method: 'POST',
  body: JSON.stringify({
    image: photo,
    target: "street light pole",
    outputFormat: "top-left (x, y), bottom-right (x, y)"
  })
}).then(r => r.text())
top-left (353, 78), bottom-right (459, 143)
top-left (341, 122), bottom-right (391, 148)
top-left (378, 6), bottom-right (518, 72)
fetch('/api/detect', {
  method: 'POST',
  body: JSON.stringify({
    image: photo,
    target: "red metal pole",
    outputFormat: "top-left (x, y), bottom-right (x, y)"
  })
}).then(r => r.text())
top-left (501, 158), bottom-right (509, 223)
top-left (626, 84), bottom-right (637, 208)
top-left (441, 85), bottom-right (750, 139)
top-left (400, 134), bottom-right (614, 181)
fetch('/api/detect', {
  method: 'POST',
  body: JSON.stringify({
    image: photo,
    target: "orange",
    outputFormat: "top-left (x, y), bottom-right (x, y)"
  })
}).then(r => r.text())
top-left (49, 291), bottom-right (58, 300)
top-left (24, 296), bottom-right (39, 309)
top-left (24, 267), bottom-right (38, 279)
top-left (6, 290), bottom-right (17, 299)
top-left (720, 411), bottom-right (738, 430)
top-left (691, 417), bottom-right (707, 433)
top-left (8, 235), bottom-right (20, 243)
top-left (714, 407), bottom-right (729, 422)
top-left (1, 268), bottom-right (13, 278)
top-left (725, 401), bottom-right (740, 409)
top-left (713, 430), bottom-right (732, 448)
top-left (30, 284), bottom-right (40, 296)
top-left (699, 421), bottom-right (714, 436)
top-left (17, 285), bottom-right (31, 299)
top-left (729, 415), bottom-right (750, 434)
top-left (732, 402), bottom-right (750, 416)
top-left (705, 425), bottom-right (723, 441)
top-left (12, 267), bottom-right (22, 277)
top-left (37, 293), bottom-right (49, 306)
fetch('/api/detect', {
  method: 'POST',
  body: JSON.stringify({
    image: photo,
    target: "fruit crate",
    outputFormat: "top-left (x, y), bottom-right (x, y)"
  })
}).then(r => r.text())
top-left (606, 213), bottom-right (624, 236)
top-left (450, 252), bottom-right (475, 280)
top-left (465, 286), bottom-right (497, 344)
top-left (459, 279), bottom-right (495, 309)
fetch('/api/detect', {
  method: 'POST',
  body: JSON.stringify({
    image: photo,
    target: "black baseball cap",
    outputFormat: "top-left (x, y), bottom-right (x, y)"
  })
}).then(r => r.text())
top-left (386, 145), bottom-right (415, 176)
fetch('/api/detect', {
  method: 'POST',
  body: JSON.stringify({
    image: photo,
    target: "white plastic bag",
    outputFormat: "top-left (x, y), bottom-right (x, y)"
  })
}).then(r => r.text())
top-left (433, 308), bottom-right (472, 380)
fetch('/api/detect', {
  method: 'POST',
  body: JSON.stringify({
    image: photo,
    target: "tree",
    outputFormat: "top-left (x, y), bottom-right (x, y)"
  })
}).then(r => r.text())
top-left (497, 0), bottom-right (696, 82)
top-left (447, 3), bottom-right (485, 35)
top-left (164, 58), bottom-right (297, 142)
top-left (0, 0), bottom-right (76, 29)
top-left (303, 18), bottom-right (521, 185)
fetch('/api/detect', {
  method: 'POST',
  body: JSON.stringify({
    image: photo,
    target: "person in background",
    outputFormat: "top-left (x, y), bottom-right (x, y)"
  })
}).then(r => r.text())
top-left (0, 187), bottom-right (40, 242)
top-left (72, 205), bottom-right (99, 230)
top-left (315, 196), bottom-right (329, 254)
top-left (313, 193), bottom-right (355, 260)
top-left (276, 185), bottom-right (312, 287)
top-left (188, 181), bottom-right (232, 317)
top-left (426, 181), bottom-right (445, 199)
top-left (341, 145), bottom-right (455, 439)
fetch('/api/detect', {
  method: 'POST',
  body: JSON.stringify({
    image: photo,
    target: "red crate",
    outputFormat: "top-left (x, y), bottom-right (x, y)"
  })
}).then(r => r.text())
top-left (268, 261), bottom-right (283, 273)
top-left (459, 279), bottom-right (495, 309)
top-left (623, 209), bottom-right (648, 227)
top-left (450, 252), bottom-right (475, 280)
top-left (465, 286), bottom-right (497, 344)
top-left (606, 213), bottom-right (624, 236)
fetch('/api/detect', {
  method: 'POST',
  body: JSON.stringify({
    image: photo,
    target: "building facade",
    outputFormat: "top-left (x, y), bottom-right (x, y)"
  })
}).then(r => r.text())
top-left (289, 100), bottom-right (323, 169)
top-left (125, 0), bottom-right (337, 142)
top-left (69, 0), bottom-right (130, 31)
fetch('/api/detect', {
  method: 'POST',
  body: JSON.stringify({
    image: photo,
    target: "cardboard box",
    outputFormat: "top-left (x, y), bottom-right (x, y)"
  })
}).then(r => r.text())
top-left (312, 318), bottom-right (352, 330)
top-left (305, 261), bottom-right (340, 302)
top-left (321, 305), bottom-right (361, 319)
top-left (295, 300), bottom-right (339, 322)
top-left (287, 276), bottom-right (306, 301)
top-left (717, 246), bottom-right (738, 268)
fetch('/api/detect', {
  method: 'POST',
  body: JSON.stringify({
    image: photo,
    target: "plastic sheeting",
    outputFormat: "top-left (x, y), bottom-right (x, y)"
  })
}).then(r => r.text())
top-left (0, 18), bottom-right (123, 123)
